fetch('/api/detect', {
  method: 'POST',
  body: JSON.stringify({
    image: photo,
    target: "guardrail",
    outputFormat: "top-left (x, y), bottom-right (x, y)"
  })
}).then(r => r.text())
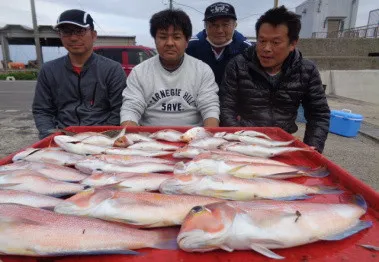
top-left (312, 24), bottom-right (379, 38)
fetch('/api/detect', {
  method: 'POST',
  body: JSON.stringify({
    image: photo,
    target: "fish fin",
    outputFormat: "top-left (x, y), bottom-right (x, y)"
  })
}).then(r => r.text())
top-left (119, 218), bottom-right (143, 225)
top-left (219, 244), bottom-right (234, 252)
top-left (314, 186), bottom-right (344, 195)
top-left (200, 189), bottom-right (239, 200)
top-left (320, 220), bottom-right (372, 241)
top-left (152, 238), bottom-right (178, 250)
top-left (270, 195), bottom-right (311, 201)
top-left (100, 129), bottom-right (124, 138)
top-left (39, 206), bottom-right (56, 211)
top-left (0, 183), bottom-right (22, 188)
top-left (305, 166), bottom-right (330, 177)
top-left (353, 194), bottom-right (368, 211)
top-left (263, 171), bottom-right (302, 179)
top-left (38, 249), bottom-right (140, 256)
top-left (227, 164), bottom-right (249, 175)
top-left (358, 244), bottom-right (379, 251)
top-left (250, 244), bottom-right (284, 260)
top-left (110, 198), bottom-right (160, 208)
top-left (0, 216), bottom-right (42, 226)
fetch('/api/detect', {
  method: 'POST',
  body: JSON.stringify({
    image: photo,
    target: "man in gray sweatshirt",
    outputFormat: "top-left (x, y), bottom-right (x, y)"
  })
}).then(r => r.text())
top-left (32, 9), bottom-right (126, 139)
top-left (120, 9), bottom-right (220, 127)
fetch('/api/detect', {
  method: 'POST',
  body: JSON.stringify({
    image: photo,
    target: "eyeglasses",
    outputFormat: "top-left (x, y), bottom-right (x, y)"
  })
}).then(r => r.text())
top-left (206, 22), bottom-right (234, 30)
top-left (58, 28), bottom-right (90, 37)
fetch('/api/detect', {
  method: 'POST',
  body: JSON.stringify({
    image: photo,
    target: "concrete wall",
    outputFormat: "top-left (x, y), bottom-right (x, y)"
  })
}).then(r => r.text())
top-left (298, 38), bottom-right (379, 70)
top-left (298, 38), bottom-right (379, 57)
top-left (320, 70), bottom-right (379, 104)
top-left (307, 57), bottom-right (379, 70)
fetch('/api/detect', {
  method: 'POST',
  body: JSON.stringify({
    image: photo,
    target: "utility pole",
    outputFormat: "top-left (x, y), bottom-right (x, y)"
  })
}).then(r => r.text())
top-left (169, 0), bottom-right (173, 10)
top-left (274, 0), bottom-right (279, 7)
top-left (30, 0), bottom-right (43, 69)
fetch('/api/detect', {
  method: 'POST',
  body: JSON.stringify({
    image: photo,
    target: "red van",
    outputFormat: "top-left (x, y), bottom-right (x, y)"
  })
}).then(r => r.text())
top-left (93, 46), bottom-right (156, 76)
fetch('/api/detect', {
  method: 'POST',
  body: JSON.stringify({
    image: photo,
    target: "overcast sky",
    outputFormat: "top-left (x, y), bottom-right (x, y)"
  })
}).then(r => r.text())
top-left (0, 0), bottom-right (378, 62)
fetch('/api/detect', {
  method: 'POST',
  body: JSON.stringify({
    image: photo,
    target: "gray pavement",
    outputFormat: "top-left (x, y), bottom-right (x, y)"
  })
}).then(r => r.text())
top-left (0, 80), bottom-right (378, 191)
top-left (0, 81), bottom-right (35, 110)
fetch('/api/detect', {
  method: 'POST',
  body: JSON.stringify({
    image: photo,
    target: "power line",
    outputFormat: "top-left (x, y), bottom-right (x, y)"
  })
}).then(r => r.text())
top-left (239, 5), bottom-right (298, 22)
top-left (172, 1), bottom-right (203, 14)
top-left (239, 12), bottom-right (263, 21)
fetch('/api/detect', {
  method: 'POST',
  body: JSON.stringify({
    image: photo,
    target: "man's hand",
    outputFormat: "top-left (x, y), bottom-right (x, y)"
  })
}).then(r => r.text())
top-left (204, 117), bottom-right (219, 127)
top-left (121, 121), bottom-right (138, 127)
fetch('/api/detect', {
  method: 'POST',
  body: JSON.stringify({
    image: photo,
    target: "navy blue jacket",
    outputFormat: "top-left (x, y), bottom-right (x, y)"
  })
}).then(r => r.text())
top-left (186, 30), bottom-right (251, 86)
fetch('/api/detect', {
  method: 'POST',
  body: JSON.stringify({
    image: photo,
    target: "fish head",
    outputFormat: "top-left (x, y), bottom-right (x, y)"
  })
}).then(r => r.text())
top-left (178, 202), bottom-right (236, 252)
top-left (75, 159), bottom-right (105, 174)
top-left (173, 147), bottom-right (207, 158)
top-left (159, 174), bottom-right (201, 194)
top-left (217, 142), bottom-right (239, 150)
top-left (81, 171), bottom-right (116, 186)
top-left (180, 127), bottom-right (211, 142)
top-left (12, 148), bottom-right (41, 162)
top-left (54, 188), bottom-right (114, 215)
top-left (113, 136), bottom-right (132, 148)
top-left (213, 132), bottom-right (226, 138)
top-left (174, 161), bottom-right (209, 175)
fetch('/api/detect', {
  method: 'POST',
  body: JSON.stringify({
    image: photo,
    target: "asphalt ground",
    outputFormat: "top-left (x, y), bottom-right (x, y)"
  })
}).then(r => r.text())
top-left (0, 80), bottom-right (378, 191)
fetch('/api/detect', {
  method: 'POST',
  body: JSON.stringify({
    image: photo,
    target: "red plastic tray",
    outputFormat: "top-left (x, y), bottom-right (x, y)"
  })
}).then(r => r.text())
top-left (1, 126), bottom-right (378, 262)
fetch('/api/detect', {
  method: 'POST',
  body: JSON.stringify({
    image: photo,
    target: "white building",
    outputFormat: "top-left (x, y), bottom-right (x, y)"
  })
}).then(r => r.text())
top-left (296, 0), bottom-right (359, 38)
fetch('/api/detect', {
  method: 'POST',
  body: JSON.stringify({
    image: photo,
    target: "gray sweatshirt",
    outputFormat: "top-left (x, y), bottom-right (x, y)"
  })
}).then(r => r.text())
top-left (120, 54), bottom-right (220, 126)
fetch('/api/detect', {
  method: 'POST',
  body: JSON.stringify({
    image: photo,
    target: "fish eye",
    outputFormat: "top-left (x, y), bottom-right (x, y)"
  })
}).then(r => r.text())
top-left (191, 206), bottom-right (204, 213)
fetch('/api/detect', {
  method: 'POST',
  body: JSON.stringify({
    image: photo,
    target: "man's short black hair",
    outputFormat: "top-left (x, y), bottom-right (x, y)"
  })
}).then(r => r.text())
top-left (255, 6), bottom-right (301, 42)
top-left (150, 9), bottom-right (192, 40)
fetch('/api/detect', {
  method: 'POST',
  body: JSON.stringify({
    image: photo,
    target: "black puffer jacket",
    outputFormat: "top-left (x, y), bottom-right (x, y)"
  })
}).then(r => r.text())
top-left (220, 46), bottom-right (330, 153)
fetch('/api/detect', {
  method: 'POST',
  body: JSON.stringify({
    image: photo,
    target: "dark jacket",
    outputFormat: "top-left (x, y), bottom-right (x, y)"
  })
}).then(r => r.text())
top-left (220, 46), bottom-right (330, 153)
top-left (32, 53), bottom-right (126, 139)
top-left (186, 29), bottom-right (251, 86)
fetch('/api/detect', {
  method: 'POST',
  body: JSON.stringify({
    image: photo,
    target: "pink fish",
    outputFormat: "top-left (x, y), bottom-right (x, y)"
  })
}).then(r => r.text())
top-left (178, 196), bottom-right (372, 259)
top-left (0, 203), bottom-right (178, 256)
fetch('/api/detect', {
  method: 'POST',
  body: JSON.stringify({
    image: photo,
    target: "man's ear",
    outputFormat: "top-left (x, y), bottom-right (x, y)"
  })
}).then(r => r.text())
top-left (289, 39), bottom-right (298, 52)
top-left (92, 30), bottom-right (98, 41)
top-left (234, 21), bottom-right (238, 29)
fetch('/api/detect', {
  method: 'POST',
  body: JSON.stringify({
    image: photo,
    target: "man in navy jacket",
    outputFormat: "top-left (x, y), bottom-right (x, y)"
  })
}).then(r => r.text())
top-left (186, 2), bottom-right (251, 86)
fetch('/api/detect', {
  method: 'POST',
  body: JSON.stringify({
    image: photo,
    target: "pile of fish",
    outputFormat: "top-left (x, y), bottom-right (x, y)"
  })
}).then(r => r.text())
top-left (0, 127), bottom-right (372, 259)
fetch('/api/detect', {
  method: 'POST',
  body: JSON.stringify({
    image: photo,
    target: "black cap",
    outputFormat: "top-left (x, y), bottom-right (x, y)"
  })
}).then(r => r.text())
top-left (203, 2), bottom-right (237, 21)
top-left (54, 9), bottom-right (94, 29)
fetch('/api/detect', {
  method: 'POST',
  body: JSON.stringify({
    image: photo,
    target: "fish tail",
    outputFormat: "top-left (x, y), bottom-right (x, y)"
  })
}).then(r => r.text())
top-left (152, 237), bottom-right (179, 250)
top-left (314, 186), bottom-right (344, 195)
top-left (339, 194), bottom-right (368, 211)
top-left (352, 194), bottom-right (368, 211)
top-left (151, 228), bottom-right (179, 250)
top-left (304, 166), bottom-right (330, 177)
top-left (321, 220), bottom-right (372, 241)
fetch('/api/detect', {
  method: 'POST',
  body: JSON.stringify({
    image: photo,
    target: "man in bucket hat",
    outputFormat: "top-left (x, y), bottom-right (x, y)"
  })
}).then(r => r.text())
top-left (186, 2), bottom-right (251, 86)
top-left (32, 9), bottom-right (126, 139)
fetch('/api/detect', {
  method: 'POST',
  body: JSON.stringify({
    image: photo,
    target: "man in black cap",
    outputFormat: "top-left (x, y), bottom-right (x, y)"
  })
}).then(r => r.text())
top-left (186, 2), bottom-right (251, 86)
top-left (32, 9), bottom-right (126, 139)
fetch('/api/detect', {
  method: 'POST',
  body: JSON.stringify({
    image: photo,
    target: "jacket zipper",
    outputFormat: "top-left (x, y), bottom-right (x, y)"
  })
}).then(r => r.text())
top-left (91, 82), bottom-right (98, 106)
top-left (74, 73), bottom-right (82, 125)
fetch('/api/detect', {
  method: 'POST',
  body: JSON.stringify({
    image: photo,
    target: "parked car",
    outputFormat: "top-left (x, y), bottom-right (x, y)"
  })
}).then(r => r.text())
top-left (93, 46), bottom-right (156, 76)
